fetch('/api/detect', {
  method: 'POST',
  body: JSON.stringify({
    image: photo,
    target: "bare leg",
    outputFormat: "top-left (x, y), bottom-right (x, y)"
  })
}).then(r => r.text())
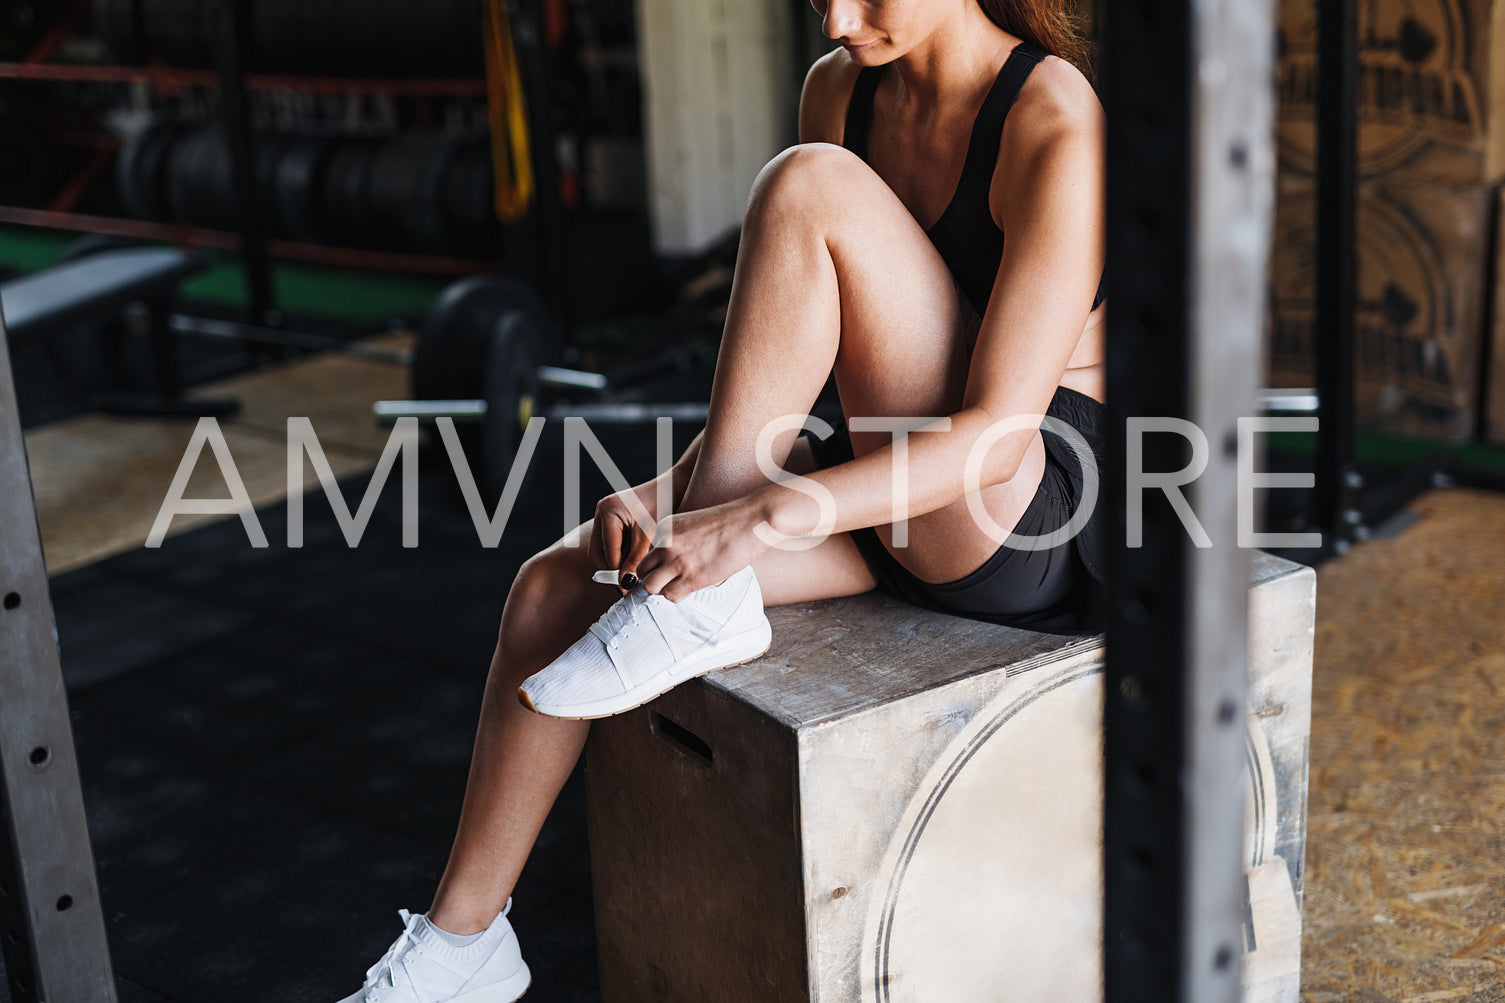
top-left (680, 142), bottom-right (1047, 584)
top-left (425, 503), bottom-right (875, 934)
top-left (424, 142), bottom-right (1034, 935)
top-left (425, 526), bottom-right (609, 933)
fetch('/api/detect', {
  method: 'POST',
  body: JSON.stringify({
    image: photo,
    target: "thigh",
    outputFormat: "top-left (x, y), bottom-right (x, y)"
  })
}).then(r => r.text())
top-left (776, 146), bottom-right (974, 429)
top-left (750, 148), bottom-right (1048, 586)
top-left (709, 143), bottom-right (975, 467)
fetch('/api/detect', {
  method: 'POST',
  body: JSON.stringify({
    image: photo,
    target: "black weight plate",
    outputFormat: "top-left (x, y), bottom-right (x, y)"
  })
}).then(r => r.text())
top-left (134, 121), bottom-right (179, 221)
top-left (319, 140), bottom-right (371, 245)
top-left (114, 121), bottom-right (156, 220)
top-left (194, 128), bottom-right (227, 228)
top-left (441, 141), bottom-right (494, 252)
top-left (165, 128), bottom-right (208, 223)
top-left (340, 140), bottom-right (380, 247)
top-left (366, 135), bottom-right (432, 250)
top-left (189, 128), bottom-right (235, 231)
top-left (253, 132), bottom-right (292, 225)
top-left (479, 311), bottom-right (542, 499)
top-left (413, 275), bottom-right (554, 408)
top-left (274, 136), bottom-right (331, 243)
top-left (407, 135), bottom-right (460, 254)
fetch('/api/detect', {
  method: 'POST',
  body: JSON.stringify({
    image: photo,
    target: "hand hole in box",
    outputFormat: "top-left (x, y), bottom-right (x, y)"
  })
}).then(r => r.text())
top-left (651, 712), bottom-right (713, 767)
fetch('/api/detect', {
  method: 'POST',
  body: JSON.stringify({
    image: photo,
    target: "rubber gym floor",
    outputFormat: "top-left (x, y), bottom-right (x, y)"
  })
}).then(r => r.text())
top-left (4, 235), bottom-right (714, 1001)
top-left (8, 234), bottom-right (1505, 1000)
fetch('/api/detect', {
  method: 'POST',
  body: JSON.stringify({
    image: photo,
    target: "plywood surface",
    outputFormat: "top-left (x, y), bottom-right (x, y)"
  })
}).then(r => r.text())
top-left (22, 332), bottom-right (415, 575)
top-left (703, 590), bottom-right (1097, 730)
top-left (708, 551), bottom-right (1304, 731)
top-left (1300, 488), bottom-right (1505, 1002)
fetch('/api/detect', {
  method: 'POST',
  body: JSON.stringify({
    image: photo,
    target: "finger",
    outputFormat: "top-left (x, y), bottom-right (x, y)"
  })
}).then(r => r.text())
top-left (632, 548), bottom-right (658, 587)
top-left (638, 562), bottom-right (676, 597)
top-left (587, 519), bottom-right (605, 567)
top-left (621, 524), bottom-right (653, 577)
top-left (600, 511), bottom-right (625, 568)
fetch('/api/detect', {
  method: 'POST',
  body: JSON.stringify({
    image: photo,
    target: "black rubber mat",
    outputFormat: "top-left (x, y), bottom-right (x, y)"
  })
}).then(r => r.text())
top-left (8, 416), bottom-right (701, 1002)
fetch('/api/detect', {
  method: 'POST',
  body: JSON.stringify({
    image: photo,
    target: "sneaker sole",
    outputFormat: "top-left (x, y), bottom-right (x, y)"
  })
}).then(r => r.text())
top-left (517, 619), bottom-right (773, 721)
top-left (345, 966), bottom-right (529, 1003)
top-left (448, 964), bottom-right (531, 1002)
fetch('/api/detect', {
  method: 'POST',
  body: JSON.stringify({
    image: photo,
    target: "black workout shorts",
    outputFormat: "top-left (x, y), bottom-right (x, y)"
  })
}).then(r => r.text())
top-left (799, 384), bottom-right (1108, 636)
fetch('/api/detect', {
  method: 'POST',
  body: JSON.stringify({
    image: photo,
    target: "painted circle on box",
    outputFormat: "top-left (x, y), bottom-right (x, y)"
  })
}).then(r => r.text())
top-left (863, 662), bottom-right (1285, 1001)
top-left (867, 665), bottom-right (1105, 1002)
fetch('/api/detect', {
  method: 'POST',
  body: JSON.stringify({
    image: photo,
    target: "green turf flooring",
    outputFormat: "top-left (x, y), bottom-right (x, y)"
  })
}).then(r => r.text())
top-left (0, 226), bottom-right (449, 323)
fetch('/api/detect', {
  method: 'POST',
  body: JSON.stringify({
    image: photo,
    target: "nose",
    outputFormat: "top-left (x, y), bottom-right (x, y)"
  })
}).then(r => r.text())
top-left (816, 0), bottom-right (862, 41)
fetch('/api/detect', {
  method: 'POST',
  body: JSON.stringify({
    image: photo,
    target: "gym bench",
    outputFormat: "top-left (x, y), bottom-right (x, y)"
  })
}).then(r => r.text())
top-left (0, 245), bottom-right (238, 418)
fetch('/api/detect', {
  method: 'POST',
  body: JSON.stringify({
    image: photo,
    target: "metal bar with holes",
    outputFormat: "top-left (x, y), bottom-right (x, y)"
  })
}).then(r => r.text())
top-left (1101, 0), bottom-right (1278, 999)
top-left (0, 305), bottom-right (118, 1000)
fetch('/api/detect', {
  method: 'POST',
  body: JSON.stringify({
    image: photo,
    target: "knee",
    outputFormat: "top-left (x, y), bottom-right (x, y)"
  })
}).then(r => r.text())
top-left (747, 143), bottom-right (867, 220)
top-left (513, 543), bottom-right (582, 603)
top-left (498, 545), bottom-right (579, 641)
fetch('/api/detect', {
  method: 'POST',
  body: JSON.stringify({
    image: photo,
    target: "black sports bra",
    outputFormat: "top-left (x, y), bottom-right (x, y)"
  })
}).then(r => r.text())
top-left (841, 40), bottom-right (1108, 318)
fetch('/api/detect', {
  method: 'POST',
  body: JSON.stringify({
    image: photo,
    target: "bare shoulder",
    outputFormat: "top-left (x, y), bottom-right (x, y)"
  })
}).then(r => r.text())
top-left (990, 53), bottom-right (1105, 226)
top-left (798, 48), bottom-right (865, 146)
top-left (1008, 53), bottom-right (1104, 150)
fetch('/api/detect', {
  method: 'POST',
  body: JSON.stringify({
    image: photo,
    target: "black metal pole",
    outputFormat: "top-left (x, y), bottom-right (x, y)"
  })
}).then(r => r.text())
top-left (1103, 0), bottom-right (1274, 998)
top-left (214, 0), bottom-right (278, 332)
top-left (1102, 0), bottom-right (1195, 991)
top-left (1313, 0), bottom-right (1359, 552)
top-left (512, 0), bottom-right (573, 339)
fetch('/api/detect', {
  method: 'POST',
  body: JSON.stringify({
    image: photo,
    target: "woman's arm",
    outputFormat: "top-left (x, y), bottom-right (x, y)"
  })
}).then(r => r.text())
top-left (630, 428), bottom-right (701, 512)
top-left (755, 65), bottom-right (1107, 543)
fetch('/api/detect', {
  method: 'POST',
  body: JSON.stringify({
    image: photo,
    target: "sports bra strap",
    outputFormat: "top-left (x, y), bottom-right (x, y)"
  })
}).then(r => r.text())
top-left (959, 42), bottom-right (1046, 186)
top-left (841, 66), bottom-right (882, 161)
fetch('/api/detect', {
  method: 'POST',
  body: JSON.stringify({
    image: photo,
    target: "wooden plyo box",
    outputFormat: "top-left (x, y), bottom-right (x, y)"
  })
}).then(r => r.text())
top-left (584, 552), bottom-right (1315, 1002)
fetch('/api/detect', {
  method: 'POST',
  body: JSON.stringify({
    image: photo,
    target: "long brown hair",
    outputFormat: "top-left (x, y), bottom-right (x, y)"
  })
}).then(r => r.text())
top-left (976, 0), bottom-right (1097, 84)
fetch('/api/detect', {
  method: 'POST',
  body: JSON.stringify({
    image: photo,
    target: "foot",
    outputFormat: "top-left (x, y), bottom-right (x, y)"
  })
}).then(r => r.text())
top-left (336, 900), bottom-right (530, 1003)
top-left (517, 564), bottom-right (772, 719)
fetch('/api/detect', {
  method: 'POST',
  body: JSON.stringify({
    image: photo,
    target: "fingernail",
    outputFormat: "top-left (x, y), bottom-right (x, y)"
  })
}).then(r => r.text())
top-left (620, 572), bottom-right (639, 590)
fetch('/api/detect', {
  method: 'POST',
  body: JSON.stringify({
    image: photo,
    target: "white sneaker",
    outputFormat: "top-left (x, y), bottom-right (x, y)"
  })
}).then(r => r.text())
top-left (336, 900), bottom-right (531, 1003)
top-left (517, 564), bottom-right (772, 719)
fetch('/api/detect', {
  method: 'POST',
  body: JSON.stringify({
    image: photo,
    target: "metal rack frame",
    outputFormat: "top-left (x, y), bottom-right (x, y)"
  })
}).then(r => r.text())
top-left (1101, 0), bottom-right (1277, 998)
top-left (0, 322), bottom-right (118, 1002)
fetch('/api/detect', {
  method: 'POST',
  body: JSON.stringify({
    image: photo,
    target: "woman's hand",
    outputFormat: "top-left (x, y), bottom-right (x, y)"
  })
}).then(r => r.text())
top-left (634, 496), bottom-right (772, 603)
top-left (588, 483), bottom-right (661, 593)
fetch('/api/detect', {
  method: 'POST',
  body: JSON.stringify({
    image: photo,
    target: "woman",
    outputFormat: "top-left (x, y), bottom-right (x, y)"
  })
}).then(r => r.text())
top-left (338, 0), bottom-right (1106, 998)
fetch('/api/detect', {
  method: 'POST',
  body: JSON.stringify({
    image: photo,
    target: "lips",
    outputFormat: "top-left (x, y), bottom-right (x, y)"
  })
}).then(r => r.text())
top-left (843, 40), bottom-right (877, 55)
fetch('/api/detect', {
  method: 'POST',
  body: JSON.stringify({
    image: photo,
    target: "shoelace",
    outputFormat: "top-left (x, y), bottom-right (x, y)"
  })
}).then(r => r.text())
top-left (586, 587), bottom-right (662, 652)
top-left (364, 909), bottom-right (425, 1002)
top-left (585, 580), bottom-right (742, 682)
top-left (361, 900), bottom-right (512, 1003)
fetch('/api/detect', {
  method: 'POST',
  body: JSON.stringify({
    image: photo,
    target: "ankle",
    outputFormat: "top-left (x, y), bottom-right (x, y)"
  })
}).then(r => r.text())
top-left (425, 903), bottom-right (493, 937)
